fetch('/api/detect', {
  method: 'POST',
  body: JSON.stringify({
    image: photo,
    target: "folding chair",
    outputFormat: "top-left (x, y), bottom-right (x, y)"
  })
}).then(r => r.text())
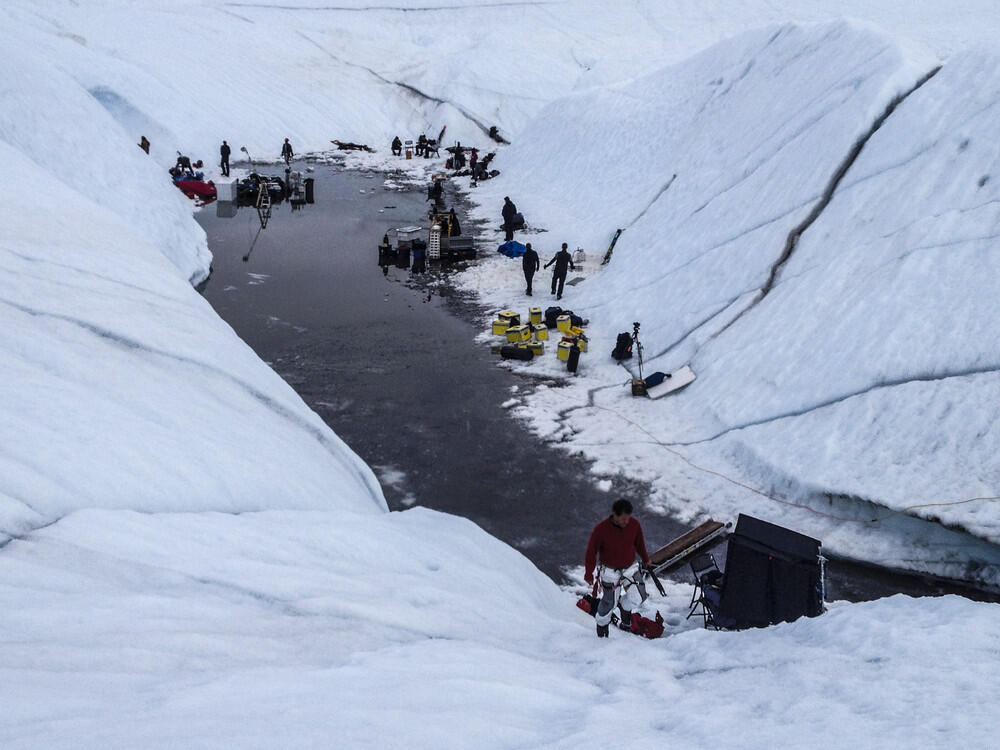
top-left (686, 552), bottom-right (725, 629)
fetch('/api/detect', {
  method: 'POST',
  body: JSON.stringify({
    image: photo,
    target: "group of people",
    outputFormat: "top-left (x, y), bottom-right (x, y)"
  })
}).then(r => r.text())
top-left (169, 139), bottom-right (293, 177)
top-left (504, 197), bottom-right (575, 299)
top-left (207, 138), bottom-right (291, 177)
top-left (401, 138), bottom-right (652, 640)
top-left (519, 242), bottom-right (575, 298)
top-left (229, 131), bottom-right (648, 641)
top-left (390, 134), bottom-right (443, 158)
top-left (171, 153), bottom-right (210, 181)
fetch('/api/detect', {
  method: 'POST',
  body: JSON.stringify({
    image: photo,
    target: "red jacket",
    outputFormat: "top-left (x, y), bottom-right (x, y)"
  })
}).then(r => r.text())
top-left (585, 516), bottom-right (650, 578)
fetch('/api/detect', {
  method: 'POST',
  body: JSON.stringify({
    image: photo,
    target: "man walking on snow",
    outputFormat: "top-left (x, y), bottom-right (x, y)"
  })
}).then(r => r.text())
top-left (584, 499), bottom-right (651, 638)
top-left (522, 242), bottom-right (540, 296)
top-left (501, 196), bottom-right (518, 242)
top-left (281, 138), bottom-right (294, 166)
top-left (544, 242), bottom-right (575, 300)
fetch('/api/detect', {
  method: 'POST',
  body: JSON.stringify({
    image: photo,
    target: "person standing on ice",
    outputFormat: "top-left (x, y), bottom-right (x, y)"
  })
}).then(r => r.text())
top-left (544, 242), bottom-right (575, 300)
top-left (281, 138), bottom-right (294, 166)
top-left (584, 499), bottom-right (651, 638)
top-left (501, 196), bottom-right (518, 241)
top-left (220, 140), bottom-right (230, 176)
top-left (522, 242), bottom-right (540, 296)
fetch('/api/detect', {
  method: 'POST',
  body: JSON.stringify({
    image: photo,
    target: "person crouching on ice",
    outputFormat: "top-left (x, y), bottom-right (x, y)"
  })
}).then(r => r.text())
top-left (584, 499), bottom-right (651, 638)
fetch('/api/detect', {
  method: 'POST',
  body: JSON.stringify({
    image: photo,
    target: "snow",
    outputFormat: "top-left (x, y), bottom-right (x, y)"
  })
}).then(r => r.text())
top-left (3, 508), bottom-right (999, 749)
top-left (1, 0), bottom-right (1000, 745)
top-left (0, 64), bottom-right (386, 538)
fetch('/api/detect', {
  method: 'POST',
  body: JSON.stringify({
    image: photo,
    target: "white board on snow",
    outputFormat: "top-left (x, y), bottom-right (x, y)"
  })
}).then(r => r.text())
top-left (646, 365), bottom-right (696, 399)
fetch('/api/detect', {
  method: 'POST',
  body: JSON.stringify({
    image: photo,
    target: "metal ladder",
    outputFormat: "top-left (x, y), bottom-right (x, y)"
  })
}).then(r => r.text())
top-left (256, 182), bottom-right (272, 229)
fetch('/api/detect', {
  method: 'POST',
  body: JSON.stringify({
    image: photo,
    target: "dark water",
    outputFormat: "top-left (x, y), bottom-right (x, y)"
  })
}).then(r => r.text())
top-left (197, 161), bottom-right (998, 602)
top-left (198, 162), bottom-right (688, 582)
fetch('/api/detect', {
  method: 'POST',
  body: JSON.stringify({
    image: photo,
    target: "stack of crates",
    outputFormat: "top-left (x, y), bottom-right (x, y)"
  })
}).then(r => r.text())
top-left (429, 224), bottom-right (441, 260)
top-left (491, 310), bottom-right (524, 341)
top-left (491, 307), bottom-right (597, 363)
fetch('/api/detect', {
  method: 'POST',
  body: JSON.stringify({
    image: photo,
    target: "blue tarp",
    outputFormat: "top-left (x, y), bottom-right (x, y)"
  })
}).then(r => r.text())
top-left (497, 240), bottom-right (527, 258)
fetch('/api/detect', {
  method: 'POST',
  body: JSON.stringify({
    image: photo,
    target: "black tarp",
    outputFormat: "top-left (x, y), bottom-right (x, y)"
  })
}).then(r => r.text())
top-left (717, 514), bottom-right (823, 628)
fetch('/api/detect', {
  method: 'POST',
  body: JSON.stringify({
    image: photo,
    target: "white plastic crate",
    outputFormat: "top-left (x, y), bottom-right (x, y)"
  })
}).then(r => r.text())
top-left (428, 224), bottom-right (441, 259)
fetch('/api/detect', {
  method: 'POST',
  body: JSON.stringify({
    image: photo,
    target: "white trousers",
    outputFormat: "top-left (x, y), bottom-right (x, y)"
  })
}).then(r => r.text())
top-left (595, 567), bottom-right (640, 626)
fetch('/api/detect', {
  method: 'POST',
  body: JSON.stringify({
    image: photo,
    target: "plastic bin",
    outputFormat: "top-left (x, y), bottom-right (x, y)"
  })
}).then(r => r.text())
top-left (506, 325), bottom-right (529, 343)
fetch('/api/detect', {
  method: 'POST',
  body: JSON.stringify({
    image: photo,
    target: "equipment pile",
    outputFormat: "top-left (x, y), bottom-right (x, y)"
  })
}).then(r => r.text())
top-left (490, 306), bottom-right (589, 373)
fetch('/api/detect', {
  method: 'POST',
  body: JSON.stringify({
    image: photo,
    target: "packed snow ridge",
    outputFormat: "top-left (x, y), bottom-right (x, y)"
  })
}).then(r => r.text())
top-left (1, 1), bottom-right (1000, 746)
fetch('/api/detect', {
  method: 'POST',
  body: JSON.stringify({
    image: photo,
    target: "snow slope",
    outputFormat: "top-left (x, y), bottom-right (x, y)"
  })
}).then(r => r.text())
top-left (3, 508), bottom-right (999, 749)
top-left (0, 27), bottom-right (386, 541)
top-left (456, 22), bottom-right (1000, 582)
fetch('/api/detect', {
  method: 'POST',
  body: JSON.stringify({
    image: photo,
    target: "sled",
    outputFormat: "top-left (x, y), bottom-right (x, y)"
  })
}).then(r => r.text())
top-left (174, 177), bottom-right (217, 200)
top-left (645, 364), bottom-right (696, 399)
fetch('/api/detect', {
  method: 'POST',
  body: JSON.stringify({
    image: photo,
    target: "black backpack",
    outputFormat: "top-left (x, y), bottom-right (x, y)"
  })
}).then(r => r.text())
top-left (544, 306), bottom-right (564, 329)
top-left (612, 332), bottom-right (633, 360)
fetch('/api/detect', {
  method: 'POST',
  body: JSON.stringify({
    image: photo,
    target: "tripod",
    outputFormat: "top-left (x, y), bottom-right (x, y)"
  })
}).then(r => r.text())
top-left (631, 322), bottom-right (647, 397)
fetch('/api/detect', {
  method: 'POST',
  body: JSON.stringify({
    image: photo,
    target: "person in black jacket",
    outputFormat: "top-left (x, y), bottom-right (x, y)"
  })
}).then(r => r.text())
top-left (427, 178), bottom-right (443, 204)
top-left (544, 242), bottom-right (575, 300)
top-left (522, 242), bottom-right (540, 296)
top-left (175, 153), bottom-right (194, 176)
top-left (501, 196), bottom-right (517, 241)
top-left (281, 138), bottom-right (294, 165)
top-left (391, 136), bottom-right (402, 156)
top-left (220, 141), bottom-right (230, 176)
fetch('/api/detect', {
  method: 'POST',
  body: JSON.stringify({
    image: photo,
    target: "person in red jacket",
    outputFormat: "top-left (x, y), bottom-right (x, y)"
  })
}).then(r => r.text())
top-left (584, 499), bottom-right (651, 637)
